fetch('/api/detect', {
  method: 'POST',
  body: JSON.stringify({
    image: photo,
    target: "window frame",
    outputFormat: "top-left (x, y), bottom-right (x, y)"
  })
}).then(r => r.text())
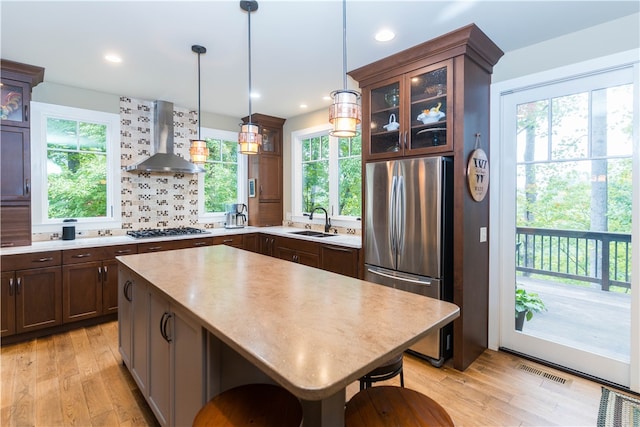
top-left (197, 127), bottom-right (248, 224)
top-left (30, 101), bottom-right (121, 233)
top-left (291, 124), bottom-right (362, 229)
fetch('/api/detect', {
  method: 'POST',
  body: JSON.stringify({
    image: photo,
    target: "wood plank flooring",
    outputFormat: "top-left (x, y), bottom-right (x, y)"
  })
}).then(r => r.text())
top-left (0, 321), bottom-right (620, 426)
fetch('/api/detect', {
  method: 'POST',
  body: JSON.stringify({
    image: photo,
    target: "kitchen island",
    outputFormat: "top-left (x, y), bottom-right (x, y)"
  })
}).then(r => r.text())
top-left (116, 245), bottom-right (459, 426)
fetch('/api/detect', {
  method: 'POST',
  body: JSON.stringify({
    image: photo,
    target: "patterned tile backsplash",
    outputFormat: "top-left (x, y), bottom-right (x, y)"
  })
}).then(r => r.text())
top-left (120, 97), bottom-right (201, 231)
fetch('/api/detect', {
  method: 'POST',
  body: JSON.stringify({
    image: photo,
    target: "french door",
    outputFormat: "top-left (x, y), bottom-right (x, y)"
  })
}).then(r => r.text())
top-left (494, 53), bottom-right (639, 389)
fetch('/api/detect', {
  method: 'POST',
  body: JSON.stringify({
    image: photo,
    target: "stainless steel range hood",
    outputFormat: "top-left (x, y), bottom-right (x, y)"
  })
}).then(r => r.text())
top-left (125, 100), bottom-right (204, 173)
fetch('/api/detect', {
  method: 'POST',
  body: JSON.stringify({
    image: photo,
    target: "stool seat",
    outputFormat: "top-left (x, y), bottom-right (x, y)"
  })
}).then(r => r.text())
top-left (345, 386), bottom-right (454, 427)
top-left (193, 384), bottom-right (303, 427)
top-left (359, 353), bottom-right (404, 390)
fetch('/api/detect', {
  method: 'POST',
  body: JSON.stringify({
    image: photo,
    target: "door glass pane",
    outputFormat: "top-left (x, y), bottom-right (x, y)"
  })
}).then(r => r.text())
top-left (515, 83), bottom-right (633, 362)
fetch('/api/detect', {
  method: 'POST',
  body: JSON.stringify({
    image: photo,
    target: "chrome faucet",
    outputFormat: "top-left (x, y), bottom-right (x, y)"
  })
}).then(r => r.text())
top-left (309, 207), bottom-right (331, 233)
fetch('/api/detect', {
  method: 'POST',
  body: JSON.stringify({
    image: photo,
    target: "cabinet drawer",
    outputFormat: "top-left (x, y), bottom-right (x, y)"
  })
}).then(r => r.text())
top-left (212, 235), bottom-right (243, 247)
top-left (138, 238), bottom-right (212, 253)
top-left (104, 244), bottom-right (138, 259)
top-left (63, 247), bottom-right (109, 264)
top-left (276, 236), bottom-right (319, 255)
top-left (2, 250), bottom-right (61, 271)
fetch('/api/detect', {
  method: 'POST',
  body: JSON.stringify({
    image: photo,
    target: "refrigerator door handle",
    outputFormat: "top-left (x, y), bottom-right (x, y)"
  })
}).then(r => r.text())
top-left (397, 175), bottom-right (405, 254)
top-left (366, 267), bottom-right (433, 286)
top-left (390, 175), bottom-right (398, 252)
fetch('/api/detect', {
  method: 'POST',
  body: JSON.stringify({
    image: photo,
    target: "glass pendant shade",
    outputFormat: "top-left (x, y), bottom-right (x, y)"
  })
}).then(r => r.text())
top-left (329, 89), bottom-right (362, 137)
top-left (189, 139), bottom-right (209, 164)
top-left (238, 123), bottom-right (262, 155)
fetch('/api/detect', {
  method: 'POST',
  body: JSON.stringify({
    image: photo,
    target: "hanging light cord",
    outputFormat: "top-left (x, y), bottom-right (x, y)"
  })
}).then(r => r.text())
top-left (341, 0), bottom-right (347, 90)
top-left (247, 3), bottom-right (254, 123)
top-left (197, 50), bottom-right (202, 140)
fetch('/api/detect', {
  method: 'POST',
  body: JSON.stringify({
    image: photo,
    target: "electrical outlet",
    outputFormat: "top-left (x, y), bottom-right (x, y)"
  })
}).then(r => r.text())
top-left (480, 227), bottom-right (487, 242)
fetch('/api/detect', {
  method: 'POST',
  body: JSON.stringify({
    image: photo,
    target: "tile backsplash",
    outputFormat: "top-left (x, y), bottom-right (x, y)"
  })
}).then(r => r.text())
top-left (120, 97), bottom-right (201, 230)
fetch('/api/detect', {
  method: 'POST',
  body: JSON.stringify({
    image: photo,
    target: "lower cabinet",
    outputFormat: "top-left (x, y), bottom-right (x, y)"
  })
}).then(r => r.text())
top-left (266, 235), bottom-right (361, 278)
top-left (320, 244), bottom-right (360, 278)
top-left (1, 251), bottom-right (62, 337)
top-left (63, 244), bottom-right (137, 323)
top-left (274, 237), bottom-right (320, 268)
top-left (119, 265), bottom-right (205, 427)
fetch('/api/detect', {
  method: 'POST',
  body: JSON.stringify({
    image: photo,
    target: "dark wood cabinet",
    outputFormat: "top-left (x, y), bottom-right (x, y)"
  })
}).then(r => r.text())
top-left (1, 272), bottom-right (16, 336)
top-left (260, 234), bottom-right (276, 257)
top-left (137, 237), bottom-right (212, 253)
top-left (62, 244), bottom-right (137, 322)
top-left (241, 233), bottom-right (258, 253)
top-left (320, 244), bottom-right (360, 278)
top-left (244, 114), bottom-right (286, 227)
top-left (349, 24), bottom-right (503, 370)
top-left (1, 251), bottom-right (63, 338)
top-left (212, 234), bottom-right (243, 248)
top-left (0, 60), bottom-right (45, 248)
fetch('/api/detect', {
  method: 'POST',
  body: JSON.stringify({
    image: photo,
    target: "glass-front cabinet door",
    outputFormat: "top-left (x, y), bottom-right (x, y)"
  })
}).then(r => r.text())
top-left (259, 126), bottom-right (280, 155)
top-left (363, 59), bottom-right (452, 159)
top-left (407, 60), bottom-right (452, 154)
top-left (1, 79), bottom-right (31, 127)
top-left (368, 78), bottom-right (403, 158)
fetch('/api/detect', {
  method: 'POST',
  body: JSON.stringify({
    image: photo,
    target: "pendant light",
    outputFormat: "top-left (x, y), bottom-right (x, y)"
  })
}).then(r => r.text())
top-left (238, 0), bottom-right (262, 155)
top-left (189, 44), bottom-right (209, 164)
top-left (329, 0), bottom-right (361, 138)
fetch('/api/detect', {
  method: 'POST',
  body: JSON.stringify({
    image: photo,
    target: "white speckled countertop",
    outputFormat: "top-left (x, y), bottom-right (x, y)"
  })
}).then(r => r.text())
top-left (116, 245), bottom-right (459, 401)
top-left (0, 226), bottom-right (361, 256)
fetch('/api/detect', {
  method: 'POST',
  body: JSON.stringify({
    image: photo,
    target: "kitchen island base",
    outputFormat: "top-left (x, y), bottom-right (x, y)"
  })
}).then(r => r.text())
top-left (117, 246), bottom-right (459, 427)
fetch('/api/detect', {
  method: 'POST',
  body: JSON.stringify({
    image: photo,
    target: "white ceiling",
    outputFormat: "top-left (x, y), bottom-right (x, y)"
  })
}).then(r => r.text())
top-left (1, 1), bottom-right (638, 121)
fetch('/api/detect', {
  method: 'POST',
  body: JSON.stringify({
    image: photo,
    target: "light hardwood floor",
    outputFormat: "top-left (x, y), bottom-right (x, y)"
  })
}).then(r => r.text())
top-left (0, 321), bottom-right (619, 426)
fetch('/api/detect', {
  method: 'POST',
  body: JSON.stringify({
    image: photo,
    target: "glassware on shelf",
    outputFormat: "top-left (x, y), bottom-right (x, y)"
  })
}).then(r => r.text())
top-left (384, 88), bottom-right (400, 107)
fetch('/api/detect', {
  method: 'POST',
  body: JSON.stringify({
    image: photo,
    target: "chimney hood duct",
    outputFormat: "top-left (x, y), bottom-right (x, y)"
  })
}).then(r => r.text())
top-left (125, 100), bottom-right (204, 173)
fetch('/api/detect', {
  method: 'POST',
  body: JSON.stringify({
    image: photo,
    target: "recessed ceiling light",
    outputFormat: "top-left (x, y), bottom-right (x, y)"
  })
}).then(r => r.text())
top-left (104, 54), bottom-right (122, 63)
top-left (322, 95), bottom-right (331, 101)
top-left (375, 29), bottom-right (395, 42)
top-left (300, 104), bottom-right (308, 109)
top-left (250, 92), bottom-right (260, 99)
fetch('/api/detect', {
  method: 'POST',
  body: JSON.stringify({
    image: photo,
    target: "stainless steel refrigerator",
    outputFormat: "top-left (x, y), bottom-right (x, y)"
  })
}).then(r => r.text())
top-left (364, 156), bottom-right (453, 367)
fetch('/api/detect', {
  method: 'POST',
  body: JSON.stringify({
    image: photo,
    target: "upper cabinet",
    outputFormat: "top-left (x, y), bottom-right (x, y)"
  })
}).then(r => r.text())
top-left (1, 60), bottom-right (44, 248)
top-left (1, 60), bottom-right (44, 128)
top-left (243, 113), bottom-right (286, 227)
top-left (350, 24), bottom-right (503, 162)
top-left (365, 60), bottom-right (453, 159)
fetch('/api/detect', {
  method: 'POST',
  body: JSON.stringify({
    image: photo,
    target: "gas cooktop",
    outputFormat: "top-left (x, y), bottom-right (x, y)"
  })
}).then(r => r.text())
top-left (126, 227), bottom-right (208, 239)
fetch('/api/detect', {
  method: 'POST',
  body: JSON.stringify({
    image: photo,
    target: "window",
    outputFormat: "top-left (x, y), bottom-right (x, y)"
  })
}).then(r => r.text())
top-left (197, 128), bottom-right (247, 221)
top-left (292, 124), bottom-right (361, 223)
top-left (31, 102), bottom-right (120, 231)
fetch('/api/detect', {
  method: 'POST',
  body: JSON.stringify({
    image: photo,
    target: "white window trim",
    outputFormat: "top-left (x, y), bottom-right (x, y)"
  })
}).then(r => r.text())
top-left (30, 101), bottom-right (121, 233)
top-left (290, 124), bottom-right (361, 229)
top-left (197, 127), bottom-right (247, 224)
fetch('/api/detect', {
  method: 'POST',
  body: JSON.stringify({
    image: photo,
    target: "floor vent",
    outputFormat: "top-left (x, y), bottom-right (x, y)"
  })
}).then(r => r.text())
top-left (518, 363), bottom-right (571, 385)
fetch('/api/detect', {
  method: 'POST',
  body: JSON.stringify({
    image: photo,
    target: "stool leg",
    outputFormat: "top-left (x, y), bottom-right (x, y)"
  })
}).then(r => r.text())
top-left (399, 369), bottom-right (404, 387)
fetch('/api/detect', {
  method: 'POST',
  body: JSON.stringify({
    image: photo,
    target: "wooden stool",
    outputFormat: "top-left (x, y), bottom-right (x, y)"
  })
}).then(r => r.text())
top-left (359, 353), bottom-right (404, 390)
top-left (345, 386), bottom-right (454, 426)
top-left (192, 384), bottom-right (303, 427)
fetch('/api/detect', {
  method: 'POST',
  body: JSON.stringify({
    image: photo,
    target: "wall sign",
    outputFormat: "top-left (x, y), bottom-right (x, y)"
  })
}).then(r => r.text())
top-left (467, 134), bottom-right (489, 202)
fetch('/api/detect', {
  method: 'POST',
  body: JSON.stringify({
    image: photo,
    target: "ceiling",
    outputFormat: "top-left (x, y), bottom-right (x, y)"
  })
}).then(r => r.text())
top-left (1, 1), bottom-right (638, 121)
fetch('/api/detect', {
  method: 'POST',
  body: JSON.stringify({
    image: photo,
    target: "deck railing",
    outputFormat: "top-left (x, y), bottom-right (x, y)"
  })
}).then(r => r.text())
top-left (516, 227), bottom-right (632, 292)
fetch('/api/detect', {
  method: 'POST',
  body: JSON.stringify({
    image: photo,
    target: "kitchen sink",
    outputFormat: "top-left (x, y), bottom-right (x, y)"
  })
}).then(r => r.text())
top-left (289, 230), bottom-right (335, 238)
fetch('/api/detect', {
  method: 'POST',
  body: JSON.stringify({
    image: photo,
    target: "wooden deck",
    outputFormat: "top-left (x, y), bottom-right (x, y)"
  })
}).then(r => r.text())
top-left (516, 276), bottom-right (631, 361)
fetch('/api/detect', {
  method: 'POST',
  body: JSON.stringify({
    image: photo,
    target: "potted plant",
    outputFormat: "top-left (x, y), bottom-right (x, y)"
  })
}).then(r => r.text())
top-left (515, 285), bottom-right (546, 331)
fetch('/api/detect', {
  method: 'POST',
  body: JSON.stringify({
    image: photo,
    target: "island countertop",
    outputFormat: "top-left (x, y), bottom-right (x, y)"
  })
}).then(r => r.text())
top-left (116, 245), bottom-right (459, 402)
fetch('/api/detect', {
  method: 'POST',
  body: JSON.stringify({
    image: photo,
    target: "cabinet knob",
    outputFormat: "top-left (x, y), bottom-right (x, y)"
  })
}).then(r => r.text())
top-left (72, 253), bottom-right (92, 259)
top-left (34, 257), bottom-right (54, 263)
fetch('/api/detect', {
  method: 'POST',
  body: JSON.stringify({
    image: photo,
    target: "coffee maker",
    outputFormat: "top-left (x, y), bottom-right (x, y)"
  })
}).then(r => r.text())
top-left (225, 203), bottom-right (247, 229)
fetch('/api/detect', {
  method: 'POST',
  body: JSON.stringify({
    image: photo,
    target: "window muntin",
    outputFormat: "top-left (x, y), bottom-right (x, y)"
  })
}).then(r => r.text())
top-left (197, 128), bottom-right (247, 221)
top-left (30, 102), bottom-right (120, 230)
top-left (292, 125), bottom-right (361, 222)
top-left (46, 118), bottom-right (108, 219)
